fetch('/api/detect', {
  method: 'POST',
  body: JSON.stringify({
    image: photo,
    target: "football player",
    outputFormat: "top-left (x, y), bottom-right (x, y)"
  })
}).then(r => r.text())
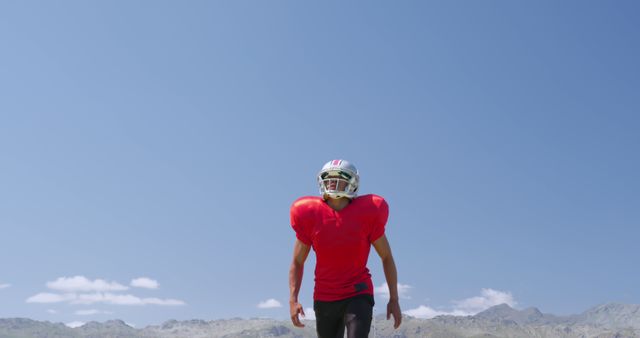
top-left (289, 159), bottom-right (402, 338)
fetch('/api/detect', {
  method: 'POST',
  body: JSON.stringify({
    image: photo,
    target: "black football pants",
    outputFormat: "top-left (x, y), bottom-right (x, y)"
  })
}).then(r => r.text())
top-left (313, 294), bottom-right (374, 338)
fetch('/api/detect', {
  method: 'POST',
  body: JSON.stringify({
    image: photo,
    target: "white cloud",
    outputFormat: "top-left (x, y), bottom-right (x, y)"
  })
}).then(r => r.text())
top-left (47, 276), bottom-right (128, 292)
top-left (404, 305), bottom-right (468, 318)
top-left (27, 292), bottom-right (185, 306)
top-left (75, 309), bottom-right (100, 316)
top-left (73, 293), bottom-right (137, 305)
top-left (130, 277), bottom-right (159, 289)
top-left (47, 309), bottom-right (58, 314)
top-left (75, 309), bottom-right (113, 316)
top-left (65, 321), bottom-right (85, 328)
top-left (141, 297), bottom-right (185, 306)
top-left (403, 288), bottom-right (517, 319)
top-left (374, 282), bottom-right (412, 299)
top-left (27, 276), bottom-right (185, 307)
top-left (26, 293), bottom-right (76, 304)
top-left (453, 288), bottom-right (517, 313)
top-left (404, 305), bottom-right (444, 318)
top-left (0, 283), bottom-right (10, 289)
top-left (72, 293), bottom-right (186, 306)
top-left (257, 298), bottom-right (282, 309)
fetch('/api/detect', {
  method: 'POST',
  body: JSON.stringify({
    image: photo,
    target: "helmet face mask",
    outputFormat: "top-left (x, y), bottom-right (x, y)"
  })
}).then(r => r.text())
top-left (317, 160), bottom-right (359, 199)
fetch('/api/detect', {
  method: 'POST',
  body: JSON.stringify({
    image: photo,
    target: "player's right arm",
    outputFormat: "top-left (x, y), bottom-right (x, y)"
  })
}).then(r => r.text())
top-left (289, 239), bottom-right (311, 328)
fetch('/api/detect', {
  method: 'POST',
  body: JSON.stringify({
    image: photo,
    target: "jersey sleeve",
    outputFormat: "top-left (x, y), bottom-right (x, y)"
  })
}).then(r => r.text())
top-left (369, 197), bottom-right (389, 243)
top-left (290, 202), bottom-right (312, 246)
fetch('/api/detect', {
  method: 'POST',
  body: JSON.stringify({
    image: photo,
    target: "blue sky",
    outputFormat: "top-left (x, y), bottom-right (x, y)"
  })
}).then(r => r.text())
top-left (1, 0), bottom-right (639, 328)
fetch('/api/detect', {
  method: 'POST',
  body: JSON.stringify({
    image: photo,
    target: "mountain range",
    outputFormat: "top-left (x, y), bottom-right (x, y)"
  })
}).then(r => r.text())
top-left (1, 303), bottom-right (639, 337)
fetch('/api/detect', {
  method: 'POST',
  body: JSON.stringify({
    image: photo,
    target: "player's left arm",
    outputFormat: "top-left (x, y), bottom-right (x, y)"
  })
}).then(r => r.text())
top-left (372, 234), bottom-right (402, 329)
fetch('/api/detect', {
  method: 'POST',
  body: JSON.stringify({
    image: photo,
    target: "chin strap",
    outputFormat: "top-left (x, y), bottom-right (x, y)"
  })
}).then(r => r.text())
top-left (323, 194), bottom-right (353, 201)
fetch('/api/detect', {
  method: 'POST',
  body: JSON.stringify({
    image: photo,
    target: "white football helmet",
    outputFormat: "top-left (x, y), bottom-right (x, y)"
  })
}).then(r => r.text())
top-left (317, 159), bottom-right (359, 199)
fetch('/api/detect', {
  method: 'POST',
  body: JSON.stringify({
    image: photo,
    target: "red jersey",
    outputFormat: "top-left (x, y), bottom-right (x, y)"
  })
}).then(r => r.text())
top-left (290, 194), bottom-right (389, 301)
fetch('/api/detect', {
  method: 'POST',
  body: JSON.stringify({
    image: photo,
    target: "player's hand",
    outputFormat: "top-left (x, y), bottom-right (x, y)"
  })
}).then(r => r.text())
top-left (387, 299), bottom-right (402, 329)
top-left (290, 301), bottom-right (306, 328)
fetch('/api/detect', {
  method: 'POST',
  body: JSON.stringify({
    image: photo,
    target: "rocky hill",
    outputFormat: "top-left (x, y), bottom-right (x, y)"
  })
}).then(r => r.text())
top-left (2, 303), bottom-right (640, 337)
